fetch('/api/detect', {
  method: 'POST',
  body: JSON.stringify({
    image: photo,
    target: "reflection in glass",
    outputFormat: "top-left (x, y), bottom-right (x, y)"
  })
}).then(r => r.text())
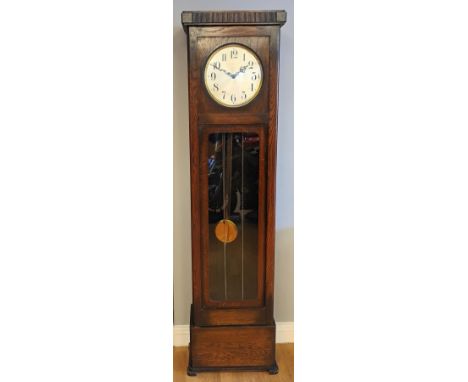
top-left (208, 133), bottom-right (259, 301)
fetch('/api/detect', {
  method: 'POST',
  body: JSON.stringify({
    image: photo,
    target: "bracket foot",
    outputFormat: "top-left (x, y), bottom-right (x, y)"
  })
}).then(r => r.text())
top-left (267, 361), bottom-right (279, 375)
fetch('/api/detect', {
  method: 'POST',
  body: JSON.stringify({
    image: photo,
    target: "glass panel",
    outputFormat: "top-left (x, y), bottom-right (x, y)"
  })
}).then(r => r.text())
top-left (207, 132), bottom-right (259, 301)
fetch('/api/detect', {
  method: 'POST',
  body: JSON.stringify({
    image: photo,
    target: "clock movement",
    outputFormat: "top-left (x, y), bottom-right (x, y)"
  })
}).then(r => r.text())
top-left (181, 10), bottom-right (287, 375)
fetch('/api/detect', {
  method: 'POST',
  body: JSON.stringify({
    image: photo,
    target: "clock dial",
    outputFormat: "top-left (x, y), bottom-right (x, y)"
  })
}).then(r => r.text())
top-left (204, 44), bottom-right (263, 108)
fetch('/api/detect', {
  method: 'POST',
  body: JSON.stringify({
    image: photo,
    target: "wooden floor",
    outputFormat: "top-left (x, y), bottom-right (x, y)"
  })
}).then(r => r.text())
top-left (173, 343), bottom-right (294, 382)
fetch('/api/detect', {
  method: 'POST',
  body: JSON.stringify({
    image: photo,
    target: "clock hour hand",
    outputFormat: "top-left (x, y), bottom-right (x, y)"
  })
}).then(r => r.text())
top-left (231, 65), bottom-right (254, 78)
top-left (239, 64), bottom-right (252, 73)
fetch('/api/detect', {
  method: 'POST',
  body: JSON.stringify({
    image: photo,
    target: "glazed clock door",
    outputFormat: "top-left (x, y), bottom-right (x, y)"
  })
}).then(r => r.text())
top-left (201, 127), bottom-right (266, 317)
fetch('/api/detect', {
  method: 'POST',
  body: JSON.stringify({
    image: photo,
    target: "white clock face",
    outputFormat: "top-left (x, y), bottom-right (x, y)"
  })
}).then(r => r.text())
top-left (204, 44), bottom-right (263, 108)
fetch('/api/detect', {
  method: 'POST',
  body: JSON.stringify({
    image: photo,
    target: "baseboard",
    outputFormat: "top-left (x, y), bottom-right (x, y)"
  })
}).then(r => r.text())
top-left (173, 321), bottom-right (294, 346)
top-left (275, 321), bottom-right (294, 344)
top-left (173, 325), bottom-right (190, 347)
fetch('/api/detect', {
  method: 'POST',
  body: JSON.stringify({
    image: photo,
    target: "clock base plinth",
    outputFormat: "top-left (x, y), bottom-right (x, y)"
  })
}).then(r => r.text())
top-left (188, 312), bottom-right (277, 373)
top-left (187, 362), bottom-right (279, 375)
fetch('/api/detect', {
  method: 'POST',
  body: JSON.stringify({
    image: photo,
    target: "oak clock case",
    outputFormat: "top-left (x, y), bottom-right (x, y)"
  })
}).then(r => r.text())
top-left (182, 10), bottom-right (286, 376)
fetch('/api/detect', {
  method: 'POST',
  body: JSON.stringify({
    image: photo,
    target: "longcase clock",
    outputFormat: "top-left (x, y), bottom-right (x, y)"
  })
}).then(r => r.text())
top-left (181, 10), bottom-right (287, 375)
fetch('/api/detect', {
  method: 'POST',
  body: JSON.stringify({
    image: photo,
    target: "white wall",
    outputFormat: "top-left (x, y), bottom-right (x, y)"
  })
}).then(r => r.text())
top-left (173, 0), bottom-right (294, 325)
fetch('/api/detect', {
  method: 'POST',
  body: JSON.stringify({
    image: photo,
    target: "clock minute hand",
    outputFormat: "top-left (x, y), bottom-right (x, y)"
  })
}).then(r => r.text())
top-left (211, 64), bottom-right (235, 78)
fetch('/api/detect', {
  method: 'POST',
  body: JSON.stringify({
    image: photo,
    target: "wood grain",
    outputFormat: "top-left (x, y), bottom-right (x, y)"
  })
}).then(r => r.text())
top-left (173, 344), bottom-right (293, 382)
top-left (181, 10), bottom-right (287, 32)
top-left (190, 325), bottom-right (275, 368)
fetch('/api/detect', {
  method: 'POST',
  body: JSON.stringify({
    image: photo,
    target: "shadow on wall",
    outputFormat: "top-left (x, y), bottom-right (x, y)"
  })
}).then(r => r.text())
top-left (173, 23), bottom-right (192, 326)
top-left (274, 227), bottom-right (294, 322)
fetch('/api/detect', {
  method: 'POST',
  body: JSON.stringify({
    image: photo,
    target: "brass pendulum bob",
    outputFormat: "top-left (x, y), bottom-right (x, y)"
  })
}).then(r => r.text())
top-left (215, 219), bottom-right (238, 243)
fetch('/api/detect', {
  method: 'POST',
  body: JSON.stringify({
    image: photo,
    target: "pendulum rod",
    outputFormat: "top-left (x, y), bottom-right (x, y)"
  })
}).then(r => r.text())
top-left (222, 134), bottom-right (227, 300)
top-left (224, 134), bottom-right (233, 300)
top-left (241, 134), bottom-right (245, 300)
